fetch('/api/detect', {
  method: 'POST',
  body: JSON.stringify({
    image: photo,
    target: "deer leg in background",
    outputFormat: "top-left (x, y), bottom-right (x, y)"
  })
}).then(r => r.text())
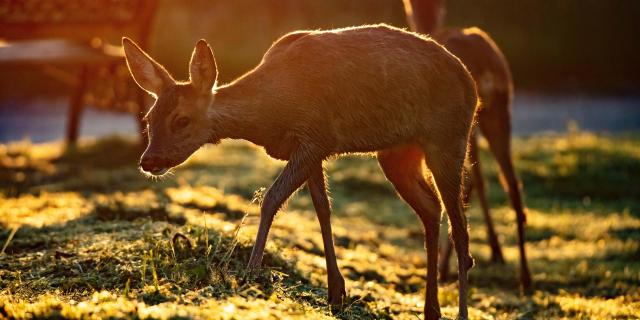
top-left (469, 134), bottom-right (505, 264)
top-left (480, 104), bottom-right (532, 293)
top-left (307, 162), bottom-right (346, 306)
top-left (488, 141), bottom-right (532, 293)
top-left (438, 230), bottom-right (454, 282)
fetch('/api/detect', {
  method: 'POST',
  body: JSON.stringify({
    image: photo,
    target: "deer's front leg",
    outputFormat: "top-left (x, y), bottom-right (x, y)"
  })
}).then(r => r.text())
top-left (247, 146), bottom-right (321, 269)
top-left (307, 163), bottom-right (346, 306)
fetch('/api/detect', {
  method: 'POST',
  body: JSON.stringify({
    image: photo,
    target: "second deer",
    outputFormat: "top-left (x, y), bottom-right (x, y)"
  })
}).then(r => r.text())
top-left (403, 0), bottom-right (532, 292)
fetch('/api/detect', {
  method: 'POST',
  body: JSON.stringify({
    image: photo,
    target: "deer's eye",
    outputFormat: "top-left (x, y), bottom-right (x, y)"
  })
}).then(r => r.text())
top-left (174, 117), bottom-right (190, 130)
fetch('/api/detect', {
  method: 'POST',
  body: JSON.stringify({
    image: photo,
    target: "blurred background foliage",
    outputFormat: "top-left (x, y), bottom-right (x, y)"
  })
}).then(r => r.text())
top-left (1, 0), bottom-right (639, 102)
top-left (150, 0), bottom-right (640, 93)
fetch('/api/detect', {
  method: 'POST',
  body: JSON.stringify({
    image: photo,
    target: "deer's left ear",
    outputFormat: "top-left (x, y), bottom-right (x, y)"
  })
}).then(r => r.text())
top-left (189, 39), bottom-right (218, 94)
top-left (123, 37), bottom-right (174, 96)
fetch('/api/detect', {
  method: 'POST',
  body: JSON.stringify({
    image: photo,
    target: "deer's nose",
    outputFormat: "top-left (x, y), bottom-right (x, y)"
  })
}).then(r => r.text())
top-left (139, 156), bottom-right (168, 173)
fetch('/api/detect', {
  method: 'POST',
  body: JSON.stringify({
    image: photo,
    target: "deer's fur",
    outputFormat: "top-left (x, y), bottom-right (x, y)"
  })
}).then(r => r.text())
top-left (403, 0), bottom-right (532, 293)
top-left (124, 24), bottom-right (478, 320)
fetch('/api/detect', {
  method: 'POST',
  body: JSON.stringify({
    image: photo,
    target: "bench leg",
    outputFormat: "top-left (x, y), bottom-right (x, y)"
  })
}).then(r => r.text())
top-left (66, 66), bottom-right (89, 145)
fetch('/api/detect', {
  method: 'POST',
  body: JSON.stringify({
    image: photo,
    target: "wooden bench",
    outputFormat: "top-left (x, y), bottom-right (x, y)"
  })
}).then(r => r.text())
top-left (0, 0), bottom-right (158, 144)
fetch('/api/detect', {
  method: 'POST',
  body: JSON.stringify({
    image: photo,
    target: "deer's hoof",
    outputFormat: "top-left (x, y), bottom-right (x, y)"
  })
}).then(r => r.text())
top-left (521, 276), bottom-right (533, 296)
top-left (327, 276), bottom-right (346, 312)
top-left (246, 255), bottom-right (262, 271)
top-left (328, 286), bottom-right (346, 306)
top-left (424, 306), bottom-right (441, 320)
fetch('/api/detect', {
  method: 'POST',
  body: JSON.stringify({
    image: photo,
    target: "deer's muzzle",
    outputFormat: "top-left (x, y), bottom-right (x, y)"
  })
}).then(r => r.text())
top-left (139, 155), bottom-right (170, 176)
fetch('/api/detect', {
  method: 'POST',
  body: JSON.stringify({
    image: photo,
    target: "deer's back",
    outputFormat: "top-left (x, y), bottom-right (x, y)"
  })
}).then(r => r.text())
top-left (231, 24), bottom-right (477, 156)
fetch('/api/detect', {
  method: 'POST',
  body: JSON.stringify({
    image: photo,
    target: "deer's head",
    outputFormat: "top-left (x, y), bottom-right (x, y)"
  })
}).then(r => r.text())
top-left (123, 38), bottom-right (219, 176)
top-left (404, 0), bottom-right (447, 34)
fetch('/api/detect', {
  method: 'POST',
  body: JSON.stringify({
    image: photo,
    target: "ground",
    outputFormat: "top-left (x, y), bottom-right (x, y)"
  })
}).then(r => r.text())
top-left (0, 131), bottom-right (639, 319)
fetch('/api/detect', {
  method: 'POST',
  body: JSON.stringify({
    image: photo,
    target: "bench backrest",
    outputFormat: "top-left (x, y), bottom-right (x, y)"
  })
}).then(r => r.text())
top-left (0, 0), bottom-right (158, 46)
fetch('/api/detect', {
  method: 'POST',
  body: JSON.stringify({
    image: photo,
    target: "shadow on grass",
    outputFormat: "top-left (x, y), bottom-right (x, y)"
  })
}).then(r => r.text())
top-left (0, 136), bottom-right (150, 196)
top-left (0, 198), bottom-right (385, 319)
top-left (56, 137), bottom-right (144, 169)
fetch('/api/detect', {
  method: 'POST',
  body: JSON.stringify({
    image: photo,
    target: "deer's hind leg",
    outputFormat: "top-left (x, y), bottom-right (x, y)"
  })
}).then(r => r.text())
top-left (421, 137), bottom-right (474, 320)
top-left (468, 133), bottom-right (505, 264)
top-left (378, 144), bottom-right (442, 320)
top-left (439, 132), bottom-right (505, 282)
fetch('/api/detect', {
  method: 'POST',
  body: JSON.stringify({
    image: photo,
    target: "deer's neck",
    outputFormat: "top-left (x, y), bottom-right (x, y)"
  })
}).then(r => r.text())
top-left (404, 0), bottom-right (444, 35)
top-left (207, 82), bottom-right (272, 147)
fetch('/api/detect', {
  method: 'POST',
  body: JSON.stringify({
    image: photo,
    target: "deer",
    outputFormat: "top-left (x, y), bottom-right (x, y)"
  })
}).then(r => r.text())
top-left (403, 0), bottom-right (532, 293)
top-left (123, 23), bottom-right (478, 320)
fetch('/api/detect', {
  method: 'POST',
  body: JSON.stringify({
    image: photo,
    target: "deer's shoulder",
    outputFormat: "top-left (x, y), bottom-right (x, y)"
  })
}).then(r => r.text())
top-left (263, 31), bottom-right (313, 61)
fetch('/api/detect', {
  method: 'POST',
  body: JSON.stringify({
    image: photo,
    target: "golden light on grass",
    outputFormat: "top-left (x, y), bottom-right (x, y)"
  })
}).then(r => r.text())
top-left (0, 133), bottom-right (638, 319)
top-left (0, 192), bottom-right (91, 228)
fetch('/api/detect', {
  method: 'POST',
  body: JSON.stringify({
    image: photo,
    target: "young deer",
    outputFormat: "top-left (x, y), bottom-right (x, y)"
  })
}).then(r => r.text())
top-left (123, 24), bottom-right (478, 320)
top-left (403, 0), bottom-right (532, 292)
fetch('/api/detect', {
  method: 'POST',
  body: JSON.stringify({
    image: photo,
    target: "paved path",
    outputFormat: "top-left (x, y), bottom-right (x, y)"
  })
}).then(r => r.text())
top-left (1, 93), bottom-right (639, 143)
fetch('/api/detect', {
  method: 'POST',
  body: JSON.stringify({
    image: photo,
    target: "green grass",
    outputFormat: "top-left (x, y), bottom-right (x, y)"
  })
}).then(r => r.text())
top-left (0, 132), bottom-right (639, 319)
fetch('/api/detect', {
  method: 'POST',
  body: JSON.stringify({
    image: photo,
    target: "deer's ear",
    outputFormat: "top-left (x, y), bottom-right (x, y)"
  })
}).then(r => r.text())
top-left (122, 37), bottom-right (173, 96)
top-left (189, 39), bottom-right (218, 94)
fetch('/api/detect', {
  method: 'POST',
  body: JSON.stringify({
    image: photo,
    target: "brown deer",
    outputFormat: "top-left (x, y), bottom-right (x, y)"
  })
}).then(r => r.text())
top-left (403, 0), bottom-right (532, 292)
top-left (123, 24), bottom-right (478, 320)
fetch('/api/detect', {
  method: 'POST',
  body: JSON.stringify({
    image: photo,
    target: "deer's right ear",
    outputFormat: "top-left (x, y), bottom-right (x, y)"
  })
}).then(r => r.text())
top-left (122, 37), bottom-right (173, 96)
top-left (189, 39), bottom-right (218, 94)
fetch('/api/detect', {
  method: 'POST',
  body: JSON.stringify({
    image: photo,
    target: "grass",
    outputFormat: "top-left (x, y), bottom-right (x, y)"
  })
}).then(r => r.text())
top-left (0, 131), bottom-right (639, 319)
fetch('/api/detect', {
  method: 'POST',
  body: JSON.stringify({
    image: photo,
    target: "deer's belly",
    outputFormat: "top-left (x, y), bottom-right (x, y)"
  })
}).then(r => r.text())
top-left (262, 130), bottom-right (299, 160)
top-left (330, 112), bottom-right (420, 153)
